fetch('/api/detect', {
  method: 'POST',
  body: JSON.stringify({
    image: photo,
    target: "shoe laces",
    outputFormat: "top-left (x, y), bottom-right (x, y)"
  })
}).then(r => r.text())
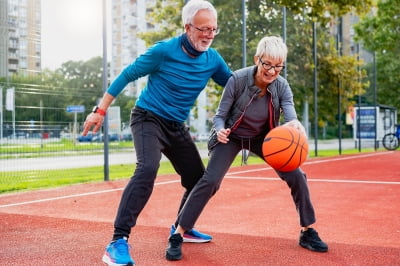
top-left (170, 235), bottom-right (182, 248)
top-left (306, 229), bottom-right (321, 241)
top-left (114, 240), bottom-right (131, 256)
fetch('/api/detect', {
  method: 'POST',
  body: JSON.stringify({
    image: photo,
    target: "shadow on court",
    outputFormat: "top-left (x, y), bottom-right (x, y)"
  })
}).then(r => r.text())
top-left (0, 151), bottom-right (399, 265)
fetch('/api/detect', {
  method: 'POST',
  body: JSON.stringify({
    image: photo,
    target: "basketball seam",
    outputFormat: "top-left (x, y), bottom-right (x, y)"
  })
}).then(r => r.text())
top-left (262, 137), bottom-right (296, 156)
top-left (277, 129), bottom-right (300, 171)
top-left (262, 126), bottom-right (308, 172)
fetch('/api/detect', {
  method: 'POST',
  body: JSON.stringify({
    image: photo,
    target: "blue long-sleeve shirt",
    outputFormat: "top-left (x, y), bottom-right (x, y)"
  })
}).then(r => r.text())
top-left (107, 35), bottom-right (232, 122)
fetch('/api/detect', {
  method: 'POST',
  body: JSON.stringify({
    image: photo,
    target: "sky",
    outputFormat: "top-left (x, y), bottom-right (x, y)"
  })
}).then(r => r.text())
top-left (41, 0), bottom-right (111, 70)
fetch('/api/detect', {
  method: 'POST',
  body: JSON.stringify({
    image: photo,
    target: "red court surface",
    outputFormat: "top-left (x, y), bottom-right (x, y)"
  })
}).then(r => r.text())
top-left (0, 151), bottom-right (399, 265)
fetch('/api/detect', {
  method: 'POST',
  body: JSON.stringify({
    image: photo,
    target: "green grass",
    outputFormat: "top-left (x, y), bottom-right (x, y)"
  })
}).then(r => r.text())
top-left (0, 139), bottom-right (133, 159)
top-left (0, 147), bottom-right (380, 194)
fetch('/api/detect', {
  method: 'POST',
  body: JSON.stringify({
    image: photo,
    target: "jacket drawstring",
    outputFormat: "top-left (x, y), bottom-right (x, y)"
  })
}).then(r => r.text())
top-left (241, 137), bottom-right (251, 165)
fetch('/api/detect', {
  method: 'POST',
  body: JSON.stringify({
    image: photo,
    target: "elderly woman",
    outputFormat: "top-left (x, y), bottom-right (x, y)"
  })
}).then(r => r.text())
top-left (167, 36), bottom-right (328, 261)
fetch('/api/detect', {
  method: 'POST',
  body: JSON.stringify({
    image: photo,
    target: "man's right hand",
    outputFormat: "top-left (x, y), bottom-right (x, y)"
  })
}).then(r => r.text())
top-left (82, 113), bottom-right (104, 136)
top-left (81, 93), bottom-right (114, 136)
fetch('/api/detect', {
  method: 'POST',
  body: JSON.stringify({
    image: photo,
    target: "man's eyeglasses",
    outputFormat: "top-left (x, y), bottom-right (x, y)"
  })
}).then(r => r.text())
top-left (258, 57), bottom-right (285, 72)
top-left (189, 24), bottom-right (220, 36)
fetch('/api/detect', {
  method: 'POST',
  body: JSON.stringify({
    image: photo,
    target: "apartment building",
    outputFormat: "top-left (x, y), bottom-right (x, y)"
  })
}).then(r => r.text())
top-left (341, 12), bottom-right (372, 63)
top-left (110, 0), bottom-right (155, 96)
top-left (110, 0), bottom-right (208, 134)
top-left (0, 0), bottom-right (41, 77)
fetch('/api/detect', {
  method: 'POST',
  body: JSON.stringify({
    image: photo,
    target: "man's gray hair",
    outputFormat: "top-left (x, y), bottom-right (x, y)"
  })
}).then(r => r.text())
top-left (182, 0), bottom-right (217, 25)
top-left (255, 36), bottom-right (288, 62)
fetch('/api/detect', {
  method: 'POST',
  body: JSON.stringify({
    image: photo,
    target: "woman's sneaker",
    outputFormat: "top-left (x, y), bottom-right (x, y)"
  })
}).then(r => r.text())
top-left (166, 233), bottom-right (183, 261)
top-left (170, 224), bottom-right (212, 243)
top-left (102, 238), bottom-right (135, 265)
top-left (299, 228), bottom-right (328, 252)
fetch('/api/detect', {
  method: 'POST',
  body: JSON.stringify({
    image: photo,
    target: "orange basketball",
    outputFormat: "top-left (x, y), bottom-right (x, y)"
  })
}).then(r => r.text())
top-left (262, 126), bottom-right (308, 172)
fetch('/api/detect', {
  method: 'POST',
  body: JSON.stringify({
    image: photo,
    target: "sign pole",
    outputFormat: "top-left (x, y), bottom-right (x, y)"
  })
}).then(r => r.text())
top-left (6, 88), bottom-right (15, 137)
top-left (66, 105), bottom-right (85, 146)
top-left (313, 22), bottom-right (319, 156)
top-left (73, 112), bottom-right (77, 145)
top-left (40, 100), bottom-right (43, 148)
top-left (0, 88), bottom-right (2, 140)
top-left (102, 0), bottom-right (109, 181)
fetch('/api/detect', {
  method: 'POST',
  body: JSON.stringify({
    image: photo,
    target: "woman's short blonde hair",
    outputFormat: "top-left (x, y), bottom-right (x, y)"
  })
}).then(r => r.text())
top-left (255, 36), bottom-right (287, 62)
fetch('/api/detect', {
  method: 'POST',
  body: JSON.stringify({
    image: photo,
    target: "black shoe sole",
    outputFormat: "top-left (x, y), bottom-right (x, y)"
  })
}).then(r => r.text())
top-left (166, 252), bottom-right (182, 261)
top-left (299, 242), bottom-right (328, 252)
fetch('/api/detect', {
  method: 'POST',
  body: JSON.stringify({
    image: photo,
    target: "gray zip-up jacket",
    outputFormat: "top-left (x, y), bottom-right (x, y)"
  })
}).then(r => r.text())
top-left (208, 65), bottom-right (297, 150)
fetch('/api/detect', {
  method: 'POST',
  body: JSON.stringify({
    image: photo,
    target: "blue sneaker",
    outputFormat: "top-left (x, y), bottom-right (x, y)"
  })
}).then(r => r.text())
top-left (170, 224), bottom-right (212, 243)
top-left (102, 238), bottom-right (135, 266)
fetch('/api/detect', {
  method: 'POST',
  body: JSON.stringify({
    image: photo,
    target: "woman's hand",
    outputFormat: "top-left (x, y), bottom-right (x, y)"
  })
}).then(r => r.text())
top-left (283, 120), bottom-right (307, 138)
top-left (217, 128), bottom-right (231, 144)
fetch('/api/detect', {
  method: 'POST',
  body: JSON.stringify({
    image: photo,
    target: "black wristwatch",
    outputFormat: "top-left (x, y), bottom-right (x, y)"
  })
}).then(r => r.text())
top-left (92, 106), bottom-right (106, 116)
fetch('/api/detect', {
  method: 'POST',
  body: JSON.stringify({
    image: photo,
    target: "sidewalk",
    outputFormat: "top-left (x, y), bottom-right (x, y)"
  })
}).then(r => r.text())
top-left (0, 139), bottom-right (376, 172)
top-left (308, 138), bottom-right (376, 151)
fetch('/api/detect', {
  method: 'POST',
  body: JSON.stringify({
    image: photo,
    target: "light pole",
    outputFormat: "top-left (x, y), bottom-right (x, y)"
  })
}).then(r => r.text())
top-left (373, 50), bottom-right (377, 150)
top-left (337, 17), bottom-right (343, 155)
top-left (313, 21), bottom-right (318, 156)
top-left (242, 0), bottom-right (246, 68)
top-left (102, 0), bottom-right (109, 181)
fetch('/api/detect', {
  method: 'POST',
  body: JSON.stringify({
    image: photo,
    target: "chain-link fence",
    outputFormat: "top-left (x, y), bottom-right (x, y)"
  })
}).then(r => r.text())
top-left (0, 83), bottom-right (134, 194)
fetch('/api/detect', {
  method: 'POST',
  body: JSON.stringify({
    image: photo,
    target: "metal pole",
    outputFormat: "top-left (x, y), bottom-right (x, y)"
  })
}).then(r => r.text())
top-left (11, 88), bottom-right (15, 138)
top-left (282, 6), bottom-right (287, 79)
top-left (102, 0), bottom-right (109, 181)
top-left (313, 21), bottom-right (318, 156)
top-left (40, 99), bottom-right (43, 148)
top-left (242, 0), bottom-right (246, 68)
top-left (373, 51), bottom-right (377, 150)
top-left (337, 17), bottom-right (342, 154)
top-left (0, 88), bottom-right (2, 139)
top-left (241, 0), bottom-right (248, 164)
top-left (357, 43), bottom-right (361, 152)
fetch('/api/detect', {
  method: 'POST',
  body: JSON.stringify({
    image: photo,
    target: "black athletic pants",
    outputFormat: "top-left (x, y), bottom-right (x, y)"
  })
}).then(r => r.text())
top-left (112, 107), bottom-right (205, 240)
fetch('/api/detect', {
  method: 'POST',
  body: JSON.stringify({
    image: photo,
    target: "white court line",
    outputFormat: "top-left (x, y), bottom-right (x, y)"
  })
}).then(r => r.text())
top-left (225, 176), bottom-right (400, 185)
top-left (0, 152), bottom-right (396, 208)
top-left (227, 151), bottom-right (393, 175)
top-left (0, 180), bottom-right (179, 208)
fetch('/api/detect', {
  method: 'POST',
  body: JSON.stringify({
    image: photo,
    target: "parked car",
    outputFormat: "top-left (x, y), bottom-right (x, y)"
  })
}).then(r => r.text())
top-left (109, 133), bottom-right (120, 142)
top-left (121, 133), bottom-right (133, 141)
top-left (77, 132), bottom-right (99, 142)
top-left (120, 127), bottom-right (133, 141)
top-left (92, 133), bottom-right (121, 142)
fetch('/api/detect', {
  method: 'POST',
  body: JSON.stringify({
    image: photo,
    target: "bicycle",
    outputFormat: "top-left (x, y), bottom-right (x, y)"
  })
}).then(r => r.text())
top-left (382, 124), bottom-right (400, 150)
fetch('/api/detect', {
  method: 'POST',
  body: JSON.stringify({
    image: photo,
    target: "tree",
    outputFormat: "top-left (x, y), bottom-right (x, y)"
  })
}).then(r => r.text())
top-left (354, 0), bottom-right (400, 114)
top-left (56, 57), bottom-right (104, 106)
top-left (138, 0), bottom-right (184, 45)
top-left (316, 37), bottom-right (368, 124)
top-left (132, 0), bottom-right (373, 137)
top-left (354, 0), bottom-right (400, 53)
top-left (56, 57), bottom-right (134, 126)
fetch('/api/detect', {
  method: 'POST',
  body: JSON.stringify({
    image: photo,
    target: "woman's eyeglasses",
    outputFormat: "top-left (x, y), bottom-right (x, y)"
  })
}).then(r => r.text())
top-left (258, 57), bottom-right (285, 71)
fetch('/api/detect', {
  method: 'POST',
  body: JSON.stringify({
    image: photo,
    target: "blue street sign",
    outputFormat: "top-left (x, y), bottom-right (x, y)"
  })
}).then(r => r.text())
top-left (66, 105), bottom-right (85, 113)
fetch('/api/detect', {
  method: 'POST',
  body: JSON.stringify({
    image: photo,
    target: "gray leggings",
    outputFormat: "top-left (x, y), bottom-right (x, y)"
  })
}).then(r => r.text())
top-left (177, 135), bottom-right (316, 229)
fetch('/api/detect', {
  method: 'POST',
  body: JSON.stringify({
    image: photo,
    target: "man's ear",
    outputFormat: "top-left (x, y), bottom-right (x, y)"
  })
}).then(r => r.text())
top-left (184, 24), bottom-right (190, 33)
